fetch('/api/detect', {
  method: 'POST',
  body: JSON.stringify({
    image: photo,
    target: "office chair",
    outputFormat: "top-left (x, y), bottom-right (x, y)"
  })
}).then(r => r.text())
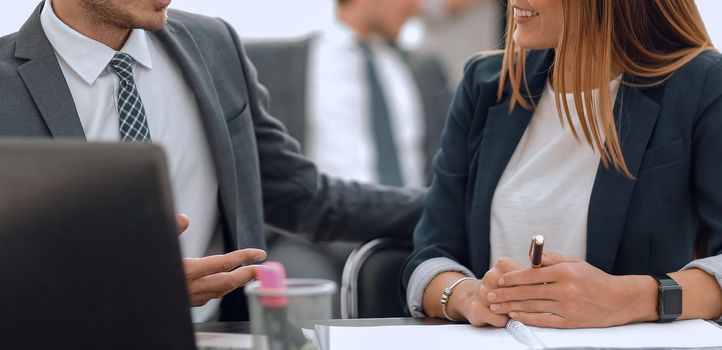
top-left (340, 238), bottom-right (413, 318)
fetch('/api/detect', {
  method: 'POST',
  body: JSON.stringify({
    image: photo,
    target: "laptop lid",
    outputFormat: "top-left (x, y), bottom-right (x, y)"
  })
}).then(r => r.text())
top-left (0, 140), bottom-right (196, 350)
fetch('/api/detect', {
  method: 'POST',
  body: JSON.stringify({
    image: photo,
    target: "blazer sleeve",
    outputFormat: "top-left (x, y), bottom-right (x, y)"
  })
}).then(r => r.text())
top-left (680, 58), bottom-right (722, 321)
top-left (691, 60), bottom-right (722, 259)
top-left (401, 56), bottom-right (492, 292)
top-left (221, 21), bottom-right (425, 243)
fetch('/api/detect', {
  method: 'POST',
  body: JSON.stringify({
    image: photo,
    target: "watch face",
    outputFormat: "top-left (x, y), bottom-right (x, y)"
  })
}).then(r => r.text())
top-left (661, 285), bottom-right (683, 316)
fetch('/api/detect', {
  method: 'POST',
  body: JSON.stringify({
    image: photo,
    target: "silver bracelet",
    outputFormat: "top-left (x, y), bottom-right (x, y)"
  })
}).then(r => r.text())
top-left (440, 277), bottom-right (475, 321)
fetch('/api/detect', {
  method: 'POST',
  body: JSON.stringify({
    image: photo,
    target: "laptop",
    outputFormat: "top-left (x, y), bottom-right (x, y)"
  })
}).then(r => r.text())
top-left (0, 140), bottom-right (197, 350)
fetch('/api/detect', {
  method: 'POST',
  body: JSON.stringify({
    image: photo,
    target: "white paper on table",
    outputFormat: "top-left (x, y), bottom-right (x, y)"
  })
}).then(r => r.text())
top-left (530, 319), bottom-right (722, 349)
top-left (328, 324), bottom-right (527, 350)
top-left (195, 332), bottom-right (254, 350)
top-left (327, 319), bottom-right (722, 350)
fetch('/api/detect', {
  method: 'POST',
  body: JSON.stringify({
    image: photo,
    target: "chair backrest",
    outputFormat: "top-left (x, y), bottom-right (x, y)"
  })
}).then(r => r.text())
top-left (340, 238), bottom-right (413, 318)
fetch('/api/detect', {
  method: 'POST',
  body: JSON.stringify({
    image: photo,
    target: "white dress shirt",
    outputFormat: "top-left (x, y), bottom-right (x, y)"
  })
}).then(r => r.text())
top-left (40, 0), bottom-right (221, 322)
top-left (307, 21), bottom-right (426, 187)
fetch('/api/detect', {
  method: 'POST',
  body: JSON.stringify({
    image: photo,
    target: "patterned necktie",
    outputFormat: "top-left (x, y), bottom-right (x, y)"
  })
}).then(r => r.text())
top-left (108, 52), bottom-right (152, 143)
top-left (359, 41), bottom-right (404, 187)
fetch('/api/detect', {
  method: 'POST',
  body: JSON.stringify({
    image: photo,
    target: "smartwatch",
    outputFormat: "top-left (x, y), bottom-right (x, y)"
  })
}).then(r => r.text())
top-left (651, 274), bottom-right (682, 323)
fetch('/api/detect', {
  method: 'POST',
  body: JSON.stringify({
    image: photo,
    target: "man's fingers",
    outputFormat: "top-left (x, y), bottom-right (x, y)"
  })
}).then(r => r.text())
top-left (187, 266), bottom-right (258, 306)
top-left (190, 266), bottom-right (257, 295)
top-left (183, 249), bottom-right (267, 280)
top-left (176, 214), bottom-right (190, 236)
top-left (188, 292), bottom-right (218, 307)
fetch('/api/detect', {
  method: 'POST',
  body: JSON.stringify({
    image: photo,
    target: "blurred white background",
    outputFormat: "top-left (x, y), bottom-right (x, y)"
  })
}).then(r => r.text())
top-left (0, 0), bottom-right (428, 44)
top-left (0, 1), bottom-right (721, 50)
top-left (0, 1), bottom-right (335, 39)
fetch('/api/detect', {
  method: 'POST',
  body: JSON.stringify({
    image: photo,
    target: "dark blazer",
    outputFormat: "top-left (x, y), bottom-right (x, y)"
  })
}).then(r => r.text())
top-left (402, 49), bottom-right (722, 292)
top-left (244, 37), bottom-right (453, 183)
top-left (0, 3), bottom-right (424, 318)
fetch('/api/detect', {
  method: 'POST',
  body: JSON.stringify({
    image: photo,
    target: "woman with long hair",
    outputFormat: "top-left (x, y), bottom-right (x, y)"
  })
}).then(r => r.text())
top-left (402, 0), bottom-right (722, 328)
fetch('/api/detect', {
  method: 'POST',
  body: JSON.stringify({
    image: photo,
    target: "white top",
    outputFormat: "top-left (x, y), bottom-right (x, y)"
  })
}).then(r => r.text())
top-left (41, 0), bottom-right (221, 321)
top-left (307, 20), bottom-right (426, 187)
top-left (489, 79), bottom-right (620, 265)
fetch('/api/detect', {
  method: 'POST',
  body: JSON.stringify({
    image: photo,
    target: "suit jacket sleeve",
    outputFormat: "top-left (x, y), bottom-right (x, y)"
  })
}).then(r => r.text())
top-left (691, 60), bottom-right (722, 259)
top-left (221, 21), bottom-right (424, 243)
top-left (401, 57), bottom-right (492, 292)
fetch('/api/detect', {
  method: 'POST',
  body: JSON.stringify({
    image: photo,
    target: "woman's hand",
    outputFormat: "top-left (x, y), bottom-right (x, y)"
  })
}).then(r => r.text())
top-left (487, 252), bottom-right (657, 328)
top-left (447, 258), bottom-right (524, 327)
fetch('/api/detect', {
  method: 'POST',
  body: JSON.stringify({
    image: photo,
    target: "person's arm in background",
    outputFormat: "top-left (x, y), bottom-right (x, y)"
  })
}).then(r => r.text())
top-left (223, 20), bottom-right (425, 243)
top-left (174, 214), bottom-right (267, 306)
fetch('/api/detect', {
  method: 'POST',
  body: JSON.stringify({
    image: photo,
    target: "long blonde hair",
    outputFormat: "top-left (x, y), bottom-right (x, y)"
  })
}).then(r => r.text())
top-left (499, 0), bottom-right (714, 177)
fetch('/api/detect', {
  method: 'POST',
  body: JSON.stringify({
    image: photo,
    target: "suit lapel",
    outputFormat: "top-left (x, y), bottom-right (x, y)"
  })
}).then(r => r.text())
top-left (287, 37), bottom-right (312, 147)
top-left (154, 19), bottom-right (243, 249)
top-left (15, 3), bottom-right (85, 139)
top-left (586, 81), bottom-right (661, 272)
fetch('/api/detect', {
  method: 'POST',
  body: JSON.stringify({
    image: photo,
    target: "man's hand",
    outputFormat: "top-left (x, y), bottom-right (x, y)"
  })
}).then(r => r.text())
top-left (183, 249), bottom-right (267, 306)
top-left (175, 214), bottom-right (267, 307)
top-left (176, 214), bottom-right (190, 234)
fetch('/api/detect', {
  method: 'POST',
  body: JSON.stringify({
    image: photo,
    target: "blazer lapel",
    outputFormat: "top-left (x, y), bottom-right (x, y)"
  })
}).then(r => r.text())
top-left (289, 37), bottom-right (312, 147)
top-left (15, 3), bottom-right (85, 139)
top-left (586, 80), bottom-right (661, 272)
top-left (154, 19), bottom-right (243, 248)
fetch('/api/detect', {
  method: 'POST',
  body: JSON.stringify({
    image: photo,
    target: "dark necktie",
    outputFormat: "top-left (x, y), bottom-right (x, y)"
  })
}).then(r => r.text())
top-left (108, 52), bottom-right (152, 143)
top-left (359, 42), bottom-right (404, 187)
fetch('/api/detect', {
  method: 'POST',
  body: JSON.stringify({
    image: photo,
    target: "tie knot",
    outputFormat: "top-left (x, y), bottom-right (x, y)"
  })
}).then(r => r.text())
top-left (109, 52), bottom-right (135, 81)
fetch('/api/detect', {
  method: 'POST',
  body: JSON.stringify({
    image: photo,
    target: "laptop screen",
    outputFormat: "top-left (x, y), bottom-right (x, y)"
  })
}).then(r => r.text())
top-left (0, 140), bottom-right (196, 350)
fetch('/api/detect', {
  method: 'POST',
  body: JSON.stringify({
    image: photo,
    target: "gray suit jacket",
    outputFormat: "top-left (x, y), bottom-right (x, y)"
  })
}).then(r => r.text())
top-left (244, 37), bottom-right (453, 184)
top-left (0, 5), bottom-right (424, 253)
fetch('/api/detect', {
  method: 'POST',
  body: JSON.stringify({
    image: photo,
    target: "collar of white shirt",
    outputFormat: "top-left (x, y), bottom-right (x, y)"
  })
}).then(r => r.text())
top-left (323, 19), bottom-right (392, 52)
top-left (40, 0), bottom-right (153, 86)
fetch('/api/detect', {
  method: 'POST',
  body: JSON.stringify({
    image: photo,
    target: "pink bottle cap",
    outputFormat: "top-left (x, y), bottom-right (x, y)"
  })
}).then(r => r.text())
top-left (257, 261), bottom-right (288, 308)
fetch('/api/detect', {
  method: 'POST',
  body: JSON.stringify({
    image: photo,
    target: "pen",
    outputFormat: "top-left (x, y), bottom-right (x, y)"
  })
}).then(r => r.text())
top-left (506, 319), bottom-right (545, 349)
top-left (529, 234), bottom-right (544, 268)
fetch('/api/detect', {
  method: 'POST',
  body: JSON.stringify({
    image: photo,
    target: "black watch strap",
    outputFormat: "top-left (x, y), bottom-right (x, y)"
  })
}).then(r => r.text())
top-left (651, 274), bottom-right (682, 323)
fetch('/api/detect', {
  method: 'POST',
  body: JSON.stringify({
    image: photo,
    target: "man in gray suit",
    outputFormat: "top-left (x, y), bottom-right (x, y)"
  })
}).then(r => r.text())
top-left (0, 0), bottom-right (423, 321)
top-left (245, 0), bottom-right (452, 317)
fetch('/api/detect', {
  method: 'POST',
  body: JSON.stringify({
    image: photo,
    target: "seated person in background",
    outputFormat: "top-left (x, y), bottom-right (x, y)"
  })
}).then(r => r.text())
top-left (245, 0), bottom-right (452, 316)
top-left (0, 0), bottom-right (424, 322)
top-left (403, 0), bottom-right (722, 327)
top-left (420, 0), bottom-right (505, 84)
